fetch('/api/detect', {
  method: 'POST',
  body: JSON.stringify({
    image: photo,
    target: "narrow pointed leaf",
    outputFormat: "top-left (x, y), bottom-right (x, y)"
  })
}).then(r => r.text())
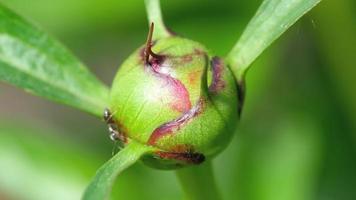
top-left (226, 0), bottom-right (321, 80)
top-left (0, 4), bottom-right (109, 116)
top-left (82, 142), bottom-right (153, 200)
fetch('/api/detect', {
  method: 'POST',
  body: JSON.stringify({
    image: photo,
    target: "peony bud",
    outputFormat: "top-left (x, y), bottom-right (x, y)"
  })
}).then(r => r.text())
top-left (107, 24), bottom-right (239, 169)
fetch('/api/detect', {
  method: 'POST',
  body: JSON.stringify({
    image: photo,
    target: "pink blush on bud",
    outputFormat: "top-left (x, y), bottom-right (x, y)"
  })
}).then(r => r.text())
top-left (146, 57), bottom-right (192, 113)
top-left (168, 78), bottom-right (191, 113)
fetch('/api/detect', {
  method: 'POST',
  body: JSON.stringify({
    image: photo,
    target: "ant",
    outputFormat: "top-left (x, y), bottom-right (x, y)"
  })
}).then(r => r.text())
top-left (103, 108), bottom-right (126, 143)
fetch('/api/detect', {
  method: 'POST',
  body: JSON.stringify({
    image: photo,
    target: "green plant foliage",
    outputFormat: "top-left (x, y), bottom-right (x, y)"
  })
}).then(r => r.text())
top-left (82, 141), bottom-right (153, 200)
top-left (82, 0), bottom-right (322, 198)
top-left (227, 0), bottom-right (321, 80)
top-left (0, 4), bottom-right (109, 117)
top-left (0, 123), bottom-right (99, 200)
top-left (0, 0), bottom-right (325, 199)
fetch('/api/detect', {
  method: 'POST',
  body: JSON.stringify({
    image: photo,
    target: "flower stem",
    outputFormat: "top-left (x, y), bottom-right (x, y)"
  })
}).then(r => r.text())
top-left (176, 161), bottom-right (221, 200)
top-left (144, 0), bottom-right (170, 39)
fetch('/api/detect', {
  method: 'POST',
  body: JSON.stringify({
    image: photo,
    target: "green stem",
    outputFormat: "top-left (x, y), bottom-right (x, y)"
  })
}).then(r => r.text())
top-left (82, 141), bottom-right (153, 200)
top-left (144, 0), bottom-right (171, 39)
top-left (176, 161), bottom-right (221, 200)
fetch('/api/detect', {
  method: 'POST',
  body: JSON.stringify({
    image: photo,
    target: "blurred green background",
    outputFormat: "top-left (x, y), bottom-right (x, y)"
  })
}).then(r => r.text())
top-left (0, 0), bottom-right (355, 199)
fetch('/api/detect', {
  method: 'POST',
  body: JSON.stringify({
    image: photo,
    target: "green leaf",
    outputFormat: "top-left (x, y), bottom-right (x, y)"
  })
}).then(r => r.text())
top-left (145, 0), bottom-right (170, 39)
top-left (0, 4), bottom-right (109, 117)
top-left (226, 0), bottom-right (321, 80)
top-left (82, 141), bottom-right (153, 200)
top-left (0, 123), bottom-right (100, 200)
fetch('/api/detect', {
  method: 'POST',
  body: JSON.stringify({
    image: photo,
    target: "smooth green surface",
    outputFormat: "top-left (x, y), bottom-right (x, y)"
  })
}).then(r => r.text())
top-left (110, 36), bottom-right (238, 159)
top-left (226, 0), bottom-right (321, 80)
top-left (0, 3), bottom-right (109, 116)
top-left (83, 141), bottom-right (153, 200)
top-left (176, 162), bottom-right (221, 200)
top-left (144, 0), bottom-right (170, 39)
top-left (109, 37), bottom-right (209, 144)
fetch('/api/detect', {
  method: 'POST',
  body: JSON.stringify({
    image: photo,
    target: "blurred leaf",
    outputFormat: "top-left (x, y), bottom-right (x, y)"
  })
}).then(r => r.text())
top-left (0, 123), bottom-right (100, 200)
top-left (83, 141), bottom-right (153, 200)
top-left (226, 0), bottom-right (321, 80)
top-left (312, 0), bottom-right (356, 140)
top-left (312, 1), bottom-right (356, 198)
top-left (0, 4), bottom-right (109, 117)
top-left (0, 121), bottom-right (182, 200)
top-left (234, 116), bottom-right (322, 200)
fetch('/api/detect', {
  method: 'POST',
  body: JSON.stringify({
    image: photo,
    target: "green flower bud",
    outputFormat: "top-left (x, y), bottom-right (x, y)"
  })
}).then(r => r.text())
top-left (107, 24), bottom-right (239, 169)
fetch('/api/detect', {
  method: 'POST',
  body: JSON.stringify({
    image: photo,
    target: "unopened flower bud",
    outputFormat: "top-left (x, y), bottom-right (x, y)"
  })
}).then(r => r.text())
top-left (108, 23), bottom-right (239, 169)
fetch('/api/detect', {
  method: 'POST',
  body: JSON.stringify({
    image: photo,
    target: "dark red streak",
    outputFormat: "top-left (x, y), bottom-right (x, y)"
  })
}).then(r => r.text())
top-left (148, 98), bottom-right (204, 145)
top-left (209, 57), bottom-right (225, 93)
top-left (156, 151), bottom-right (205, 164)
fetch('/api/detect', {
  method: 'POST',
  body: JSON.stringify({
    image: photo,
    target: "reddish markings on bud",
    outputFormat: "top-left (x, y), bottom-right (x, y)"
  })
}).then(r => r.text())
top-left (147, 58), bottom-right (192, 113)
top-left (148, 98), bottom-right (205, 145)
top-left (209, 57), bottom-right (225, 93)
top-left (155, 145), bottom-right (205, 164)
top-left (169, 80), bottom-right (192, 112)
top-left (144, 23), bottom-right (164, 64)
top-left (187, 70), bottom-right (202, 85)
top-left (194, 48), bottom-right (205, 55)
top-left (166, 48), bottom-right (205, 66)
top-left (141, 23), bottom-right (192, 113)
top-left (181, 54), bottom-right (193, 62)
top-left (156, 151), bottom-right (205, 164)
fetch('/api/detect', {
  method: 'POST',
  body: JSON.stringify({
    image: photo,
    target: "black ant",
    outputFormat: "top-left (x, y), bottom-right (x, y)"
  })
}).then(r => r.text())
top-left (103, 108), bottom-right (126, 143)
